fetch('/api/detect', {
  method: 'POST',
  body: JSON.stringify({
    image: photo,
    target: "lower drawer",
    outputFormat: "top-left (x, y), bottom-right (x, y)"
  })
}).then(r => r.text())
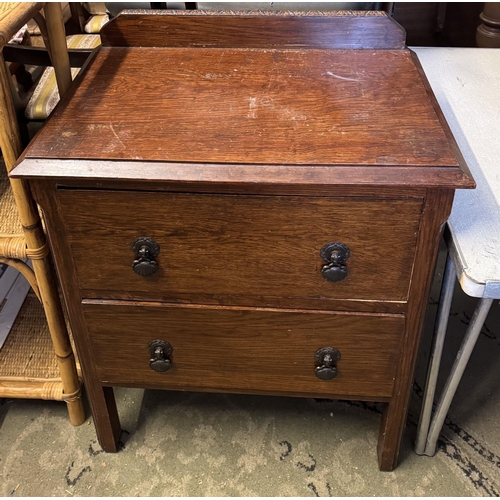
top-left (82, 302), bottom-right (404, 400)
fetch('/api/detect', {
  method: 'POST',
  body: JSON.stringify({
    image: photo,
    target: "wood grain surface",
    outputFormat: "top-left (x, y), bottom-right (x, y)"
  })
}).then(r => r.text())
top-left (410, 50), bottom-right (475, 186)
top-left (12, 158), bottom-right (474, 190)
top-left (100, 10), bottom-right (406, 50)
top-left (23, 46), bottom-right (461, 170)
top-left (83, 301), bottom-right (404, 399)
top-left (57, 190), bottom-right (422, 306)
top-left (377, 188), bottom-right (454, 471)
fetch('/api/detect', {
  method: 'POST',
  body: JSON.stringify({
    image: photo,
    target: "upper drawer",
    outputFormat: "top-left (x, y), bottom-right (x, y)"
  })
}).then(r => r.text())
top-left (58, 190), bottom-right (422, 307)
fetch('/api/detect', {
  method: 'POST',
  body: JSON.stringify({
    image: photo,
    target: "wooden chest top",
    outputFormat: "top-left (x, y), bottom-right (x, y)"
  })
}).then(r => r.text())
top-left (26, 48), bottom-right (455, 167)
top-left (15, 10), bottom-right (472, 190)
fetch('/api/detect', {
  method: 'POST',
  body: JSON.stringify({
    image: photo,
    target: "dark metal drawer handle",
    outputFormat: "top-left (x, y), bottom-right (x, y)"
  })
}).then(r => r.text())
top-left (315, 347), bottom-right (341, 380)
top-left (320, 242), bottom-right (350, 283)
top-left (148, 340), bottom-right (173, 373)
top-left (132, 237), bottom-right (160, 276)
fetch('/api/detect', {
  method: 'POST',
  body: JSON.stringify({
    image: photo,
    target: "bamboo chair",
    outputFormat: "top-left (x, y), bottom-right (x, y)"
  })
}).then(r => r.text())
top-left (0, 2), bottom-right (84, 426)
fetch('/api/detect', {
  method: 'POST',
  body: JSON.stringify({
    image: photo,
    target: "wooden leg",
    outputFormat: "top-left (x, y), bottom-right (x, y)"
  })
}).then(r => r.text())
top-left (377, 401), bottom-right (408, 471)
top-left (0, 53), bottom-right (85, 426)
top-left (88, 385), bottom-right (121, 452)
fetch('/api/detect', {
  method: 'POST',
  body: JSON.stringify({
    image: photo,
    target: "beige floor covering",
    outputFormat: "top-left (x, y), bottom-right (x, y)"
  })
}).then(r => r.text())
top-left (1, 248), bottom-right (500, 496)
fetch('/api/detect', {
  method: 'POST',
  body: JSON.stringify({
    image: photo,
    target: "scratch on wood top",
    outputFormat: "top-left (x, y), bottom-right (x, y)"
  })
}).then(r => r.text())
top-left (325, 71), bottom-right (360, 82)
top-left (108, 123), bottom-right (125, 149)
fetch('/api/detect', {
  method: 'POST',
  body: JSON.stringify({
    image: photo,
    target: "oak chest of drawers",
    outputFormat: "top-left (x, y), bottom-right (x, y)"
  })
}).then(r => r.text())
top-left (12, 10), bottom-right (473, 470)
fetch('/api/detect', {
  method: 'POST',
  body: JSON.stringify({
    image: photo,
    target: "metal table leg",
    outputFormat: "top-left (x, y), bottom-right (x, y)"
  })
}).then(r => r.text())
top-left (423, 296), bottom-right (494, 456)
top-left (415, 254), bottom-right (456, 455)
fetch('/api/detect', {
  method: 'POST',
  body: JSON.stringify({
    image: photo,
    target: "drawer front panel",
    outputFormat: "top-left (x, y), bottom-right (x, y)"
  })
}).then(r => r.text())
top-left (83, 303), bottom-right (404, 399)
top-left (59, 190), bottom-right (421, 305)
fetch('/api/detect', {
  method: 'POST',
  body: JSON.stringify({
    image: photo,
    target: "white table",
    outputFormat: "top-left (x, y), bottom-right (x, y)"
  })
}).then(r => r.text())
top-left (412, 47), bottom-right (500, 456)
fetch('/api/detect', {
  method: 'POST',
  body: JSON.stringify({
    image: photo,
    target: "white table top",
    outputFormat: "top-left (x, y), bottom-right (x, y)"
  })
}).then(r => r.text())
top-left (412, 47), bottom-right (500, 298)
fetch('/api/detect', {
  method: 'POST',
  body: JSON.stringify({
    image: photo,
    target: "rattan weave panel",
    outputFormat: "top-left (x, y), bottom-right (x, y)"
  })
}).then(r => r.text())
top-left (0, 159), bottom-right (22, 234)
top-left (0, 293), bottom-right (59, 378)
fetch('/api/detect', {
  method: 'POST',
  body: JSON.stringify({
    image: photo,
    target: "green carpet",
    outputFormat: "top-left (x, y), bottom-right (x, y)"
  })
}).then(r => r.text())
top-left (1, 249), bottom-right (500, 496)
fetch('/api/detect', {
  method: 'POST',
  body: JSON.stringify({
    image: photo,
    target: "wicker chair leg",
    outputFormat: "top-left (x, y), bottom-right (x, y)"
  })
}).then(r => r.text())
top-left (43, 2), bottom-right (72, 96)
top-left (0, 53), bottom-right (85, 426)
